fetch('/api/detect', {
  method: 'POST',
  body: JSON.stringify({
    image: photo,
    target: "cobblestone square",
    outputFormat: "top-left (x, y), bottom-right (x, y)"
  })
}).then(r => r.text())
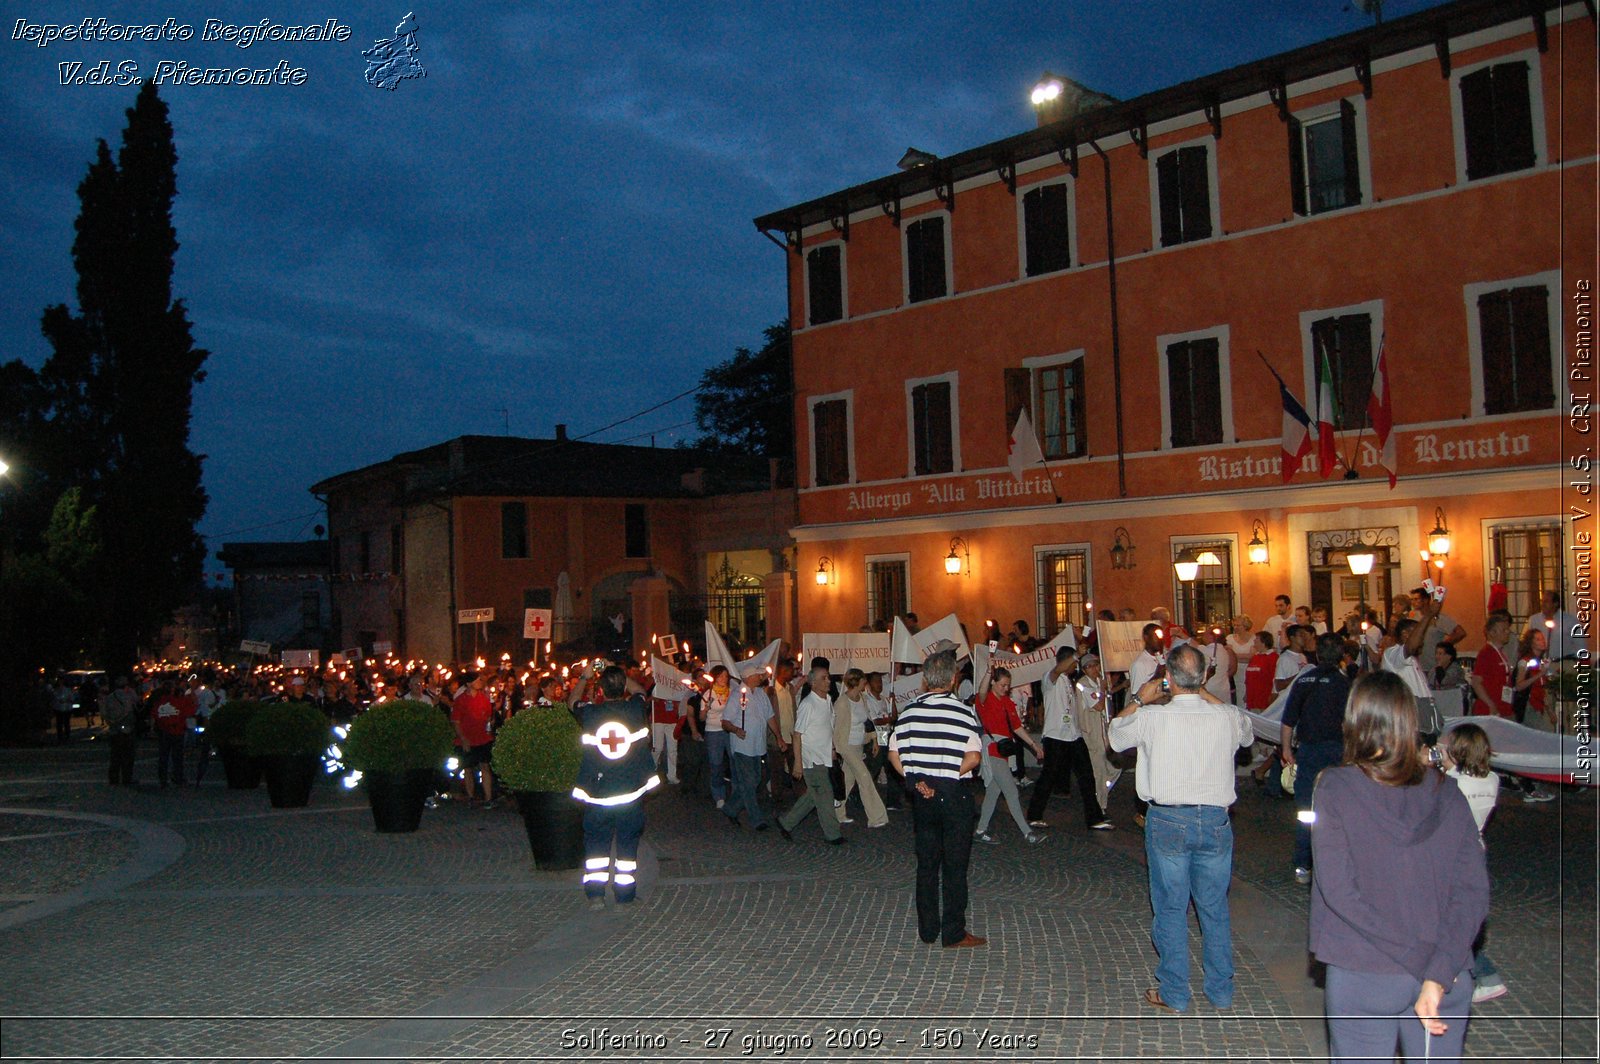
top-left (0, 739), bottom-right (1593, 1063)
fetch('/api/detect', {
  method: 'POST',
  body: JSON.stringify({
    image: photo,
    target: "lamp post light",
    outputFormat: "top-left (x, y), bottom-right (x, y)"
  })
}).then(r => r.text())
top-left (1247, 519), bottom-right (1270, 565)
top-left (944, 536), bottom-right (970, 578)
top-left (1427, 507), bottom-right (1452, 557)
top-left (814, 557), bottom-right (834, 587)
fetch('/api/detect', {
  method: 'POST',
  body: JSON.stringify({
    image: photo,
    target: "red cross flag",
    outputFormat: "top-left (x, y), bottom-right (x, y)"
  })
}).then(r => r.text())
top-left (523, 608), bottom-right (553, 639)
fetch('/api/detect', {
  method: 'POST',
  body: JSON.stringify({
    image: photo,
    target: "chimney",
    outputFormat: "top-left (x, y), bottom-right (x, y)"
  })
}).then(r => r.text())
top-left (555, 424), bottom-right (568, 441)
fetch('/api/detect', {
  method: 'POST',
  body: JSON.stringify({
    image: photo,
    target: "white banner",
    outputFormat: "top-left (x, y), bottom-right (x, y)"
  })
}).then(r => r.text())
top-left (802, 633), bottom-right (892, 673)
top-left (372, 641), bottom-right (394, 656)
top-left (890, 613), bottom-right (972, 665)
top-left (457, 607), bottom-right (494, 624)
top-left (239, 639), bottom-right (272, 656)
top-left (975, 626), bottom-right (1078, 690)
top-left (650, 656), bottom-right (693, 702)
top-left (523, 608), bottom-right (553, 640)
top-left (281, 649), bottom-right (319, 669)
top-left (1095, 621), bottom-right (1148, 673)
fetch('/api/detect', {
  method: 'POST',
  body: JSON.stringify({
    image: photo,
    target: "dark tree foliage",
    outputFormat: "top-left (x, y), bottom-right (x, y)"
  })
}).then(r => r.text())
top-left (1, 81), bottom-right (209, 675)
top-left (686, 320), bottom-right (792, 458)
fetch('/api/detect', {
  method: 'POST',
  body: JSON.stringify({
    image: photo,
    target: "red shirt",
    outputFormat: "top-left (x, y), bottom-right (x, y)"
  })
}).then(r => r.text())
top-left (651, 697), bottom-right (678, 725)
top-left (975, 691), bottom-right (1021, 759)
top-left (151, 692), bottom-right (196, 736)
top-left (1244, 652), bottom-right (1278, 711)
top-left (1471, 644), bottom-right (1512, 718)
top-left (451, 689), bottom-right (496, 745)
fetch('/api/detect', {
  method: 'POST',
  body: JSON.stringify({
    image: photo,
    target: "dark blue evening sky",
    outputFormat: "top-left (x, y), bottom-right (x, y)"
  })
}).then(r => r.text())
top-left (0, 2), bottom-right (1442, 567)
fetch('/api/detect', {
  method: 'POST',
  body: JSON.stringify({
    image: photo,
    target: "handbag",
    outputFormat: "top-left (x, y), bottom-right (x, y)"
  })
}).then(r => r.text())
top-left (992, 735), bottom-right (1019, 758)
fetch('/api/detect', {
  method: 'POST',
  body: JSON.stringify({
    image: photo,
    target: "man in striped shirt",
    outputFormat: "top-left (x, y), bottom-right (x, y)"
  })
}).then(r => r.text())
top-left (889, 646), bottom-right (986, 948)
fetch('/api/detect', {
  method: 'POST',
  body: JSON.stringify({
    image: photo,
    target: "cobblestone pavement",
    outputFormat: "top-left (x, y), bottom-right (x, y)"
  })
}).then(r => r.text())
top-left (0, 737), bottom-right (1593, 1063)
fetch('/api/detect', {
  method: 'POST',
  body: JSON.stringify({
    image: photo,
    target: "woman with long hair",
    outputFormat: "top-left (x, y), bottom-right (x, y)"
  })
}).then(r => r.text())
top-left (1310, 671), bottom-right (1489, 1063)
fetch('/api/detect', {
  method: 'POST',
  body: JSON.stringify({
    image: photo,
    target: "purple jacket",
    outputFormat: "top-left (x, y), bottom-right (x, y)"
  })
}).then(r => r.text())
top-left (1309, 765), bottom-right (1489, 986)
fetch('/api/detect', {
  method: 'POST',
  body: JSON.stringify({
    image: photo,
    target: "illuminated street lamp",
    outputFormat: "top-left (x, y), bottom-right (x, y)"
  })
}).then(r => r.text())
top-left (1427, 508), bottom-right (1452, 557)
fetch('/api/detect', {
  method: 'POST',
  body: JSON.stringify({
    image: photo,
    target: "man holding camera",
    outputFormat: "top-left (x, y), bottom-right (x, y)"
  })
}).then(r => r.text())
top-left (1110, 643), bottom-right (1253, 1013)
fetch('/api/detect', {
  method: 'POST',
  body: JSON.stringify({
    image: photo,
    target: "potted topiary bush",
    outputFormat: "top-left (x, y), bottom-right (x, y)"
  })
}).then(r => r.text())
top-left (343, 699), bottom-right (454, 833)
top-left (206, 699), bottom-right (265, 789)
top-left (244, 700), bottom-right (332, 808)
top-left (491, 704), bottom-right (585, 870)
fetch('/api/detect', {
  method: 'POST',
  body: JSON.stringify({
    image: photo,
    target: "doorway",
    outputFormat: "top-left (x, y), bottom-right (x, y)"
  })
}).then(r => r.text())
top-left (1306, 527), bottom-right (1399, 630)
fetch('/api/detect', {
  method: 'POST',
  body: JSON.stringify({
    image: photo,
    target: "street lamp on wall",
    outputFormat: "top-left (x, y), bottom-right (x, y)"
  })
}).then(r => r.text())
top-left (815, 557), bottom-right (835, 587)
top-left (1247, 519), bottom-right (1269, 565)
top-left (1427, 507), bottom-right (1452, 557)
top-left (1347, 551), bottom-right (1377, 576)
top-left (1174, 547), bottom-right (1202, 583)
top-left (945, 537), bottom-right (970, 577)
top-left (1109, 527), bottom-right (1136, 570)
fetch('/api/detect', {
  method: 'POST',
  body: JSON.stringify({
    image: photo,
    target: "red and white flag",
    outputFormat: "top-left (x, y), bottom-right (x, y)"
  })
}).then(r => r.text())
top-left (1007, 408), bottom-right (1046, 483)
top-left (1367, 337), bottom-right (1397, 488)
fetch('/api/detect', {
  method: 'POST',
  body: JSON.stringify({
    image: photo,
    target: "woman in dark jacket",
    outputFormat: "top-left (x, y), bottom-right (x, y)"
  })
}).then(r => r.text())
top-left (1309, 671), bottom-right (1489, 1063)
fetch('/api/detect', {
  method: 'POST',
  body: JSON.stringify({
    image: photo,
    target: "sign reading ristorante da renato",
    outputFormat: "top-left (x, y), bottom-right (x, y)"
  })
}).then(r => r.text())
top-left (806, 423), bottom-right (1550, 523)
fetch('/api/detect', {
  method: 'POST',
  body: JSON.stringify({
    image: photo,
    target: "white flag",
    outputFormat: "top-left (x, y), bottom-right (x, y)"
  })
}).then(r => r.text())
top-left (1008, 407), bottom-right (1047, 483)
top-left (891, 613), bottom-right (972, 665)
top-left (650, 656), bottom-right (692, 702)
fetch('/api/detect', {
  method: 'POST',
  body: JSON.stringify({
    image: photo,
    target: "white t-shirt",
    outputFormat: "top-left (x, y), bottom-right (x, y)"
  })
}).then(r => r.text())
top-left (794, 690), bottom-right (835, 769)
top-left (1381, 644), bottom-right (1432, 699)
top-left (1262, 613), bottom-right (1290, 647)
top-left (1447, 767), bottom-right (1500, 840)
top-left (1128, 650), bottom-right (1163, 693)
top-left (1274, 649), bottom-right (1308, 685)
top-left (1040, 671), bottom-right (1081, 742)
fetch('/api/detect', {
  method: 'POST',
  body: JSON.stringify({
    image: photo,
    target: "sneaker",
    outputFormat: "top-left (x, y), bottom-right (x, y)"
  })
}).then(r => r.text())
top-left (834, 799), bottom-right (845, 809)
top-left (1472, 982), bottom-right (1508, 1003)
top-left (837, 814), bottom-right (855, 824)
top-left (1016, 776), bottom-right (1035, 788)
top-left (1028, 819), bottom-right (1048, 828)
top-left (482, 799), bottom-right (498, 810)
top-left (1522, 789), bottom-right (1556, 803)
top-left (1091, 820), bottom-right (1114, 831)
top-left (1025, 832), bottom-right (1048, 845)
top-left (1294, 867), bottom-right (1312, 885)
top-left (714, 798), bottom-right (725, 810)
top-left (974, 832), bottom-right (997, 845)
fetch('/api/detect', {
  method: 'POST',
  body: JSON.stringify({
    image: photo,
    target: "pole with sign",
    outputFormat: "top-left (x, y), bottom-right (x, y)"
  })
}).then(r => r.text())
top-left (459, 608), bottom-right (494, 661)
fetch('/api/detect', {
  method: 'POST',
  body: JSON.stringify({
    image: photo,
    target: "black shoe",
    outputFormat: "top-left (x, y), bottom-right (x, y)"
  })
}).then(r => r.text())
top-left (778, 824), bottom-right (793, 841)
top-left (825, 837), bottom-right (848, 846)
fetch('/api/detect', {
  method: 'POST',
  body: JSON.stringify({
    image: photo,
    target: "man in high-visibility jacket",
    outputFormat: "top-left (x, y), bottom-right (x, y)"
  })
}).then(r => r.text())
top-left (573, 665), bottom-right (660, 909)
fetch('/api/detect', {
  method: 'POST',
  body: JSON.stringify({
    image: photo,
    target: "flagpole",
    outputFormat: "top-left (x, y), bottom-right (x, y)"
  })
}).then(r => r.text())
top-left (1037, 453), bottom-right (1062, 504)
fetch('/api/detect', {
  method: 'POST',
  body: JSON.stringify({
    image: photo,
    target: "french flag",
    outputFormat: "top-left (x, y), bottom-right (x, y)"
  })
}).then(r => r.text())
top-left (1280, 383), bottom-right (1315, 483)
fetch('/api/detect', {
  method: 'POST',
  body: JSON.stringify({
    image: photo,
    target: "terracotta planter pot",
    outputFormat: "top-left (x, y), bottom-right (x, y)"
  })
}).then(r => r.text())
top-left (514, 790), bottom-right (585, 870)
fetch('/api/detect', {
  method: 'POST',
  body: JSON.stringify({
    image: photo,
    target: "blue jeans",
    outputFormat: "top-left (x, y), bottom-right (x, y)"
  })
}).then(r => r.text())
top-left (704, 730), bottom-right (730, 803)
top-left (1144, 803), bottom-right (1235, 1010)
top-left (726, 752), bottom-right (767, 828)
top-left (1292, 739), bottom-right (1342, 871)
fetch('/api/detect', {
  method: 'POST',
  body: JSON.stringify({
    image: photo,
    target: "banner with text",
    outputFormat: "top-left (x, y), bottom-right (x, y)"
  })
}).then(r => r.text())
top-left (802, 633), bottom-right (892, 673)
top-left (1095, 621), bottom-right (1148, 673)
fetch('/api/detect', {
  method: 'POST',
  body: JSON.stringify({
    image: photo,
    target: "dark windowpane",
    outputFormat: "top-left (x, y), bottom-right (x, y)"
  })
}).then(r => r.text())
top-left (1480, 286), bottom-right (1553, 413)
top-left (1167, 339), bottom-right (1222, 447)
top-left (1311, 314), bottom-right (1374, 430)
top-left (912, 381), bottom-right (954, 475)
top-left (624, 503), bottom-right (649, 558)
top-left (1157, 146), bottom-right (1212, 245)
top-left (523, 587), bottom-right (553, 610)
top-left (1287, 116), bottom-right (1307, 216)
top-left (1462, 62), bottom-right (1536, 180)
top-left (501, 502), bottom-right (528, 559)
top-left (1036, 549), bottom-right (1089, 638)
top-left (1023, 182), bottom-right (1071, 275)
top-left (866, 560), bottom-right (908, 629)
top-left (906, 217), bottom-right (947, 303)
top-left (1175, 542), bottom-right (1234, 630)
top-left (1338, 99), bottom-right (1363, 207)
top-left (813, 399), bottom-right (850, 486)
top-left (807, 245), bottom-right (843, 325)
top-left (1037, 361), bottom-right (1086, 459)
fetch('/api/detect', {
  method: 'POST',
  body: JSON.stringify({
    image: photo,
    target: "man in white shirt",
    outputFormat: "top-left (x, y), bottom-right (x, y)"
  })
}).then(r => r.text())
top-left (1528, 591), bottom-right (1584, 661)
top-left (1110, 643), bottom-right (1253, 1014)
top-left (1128, 624), bottom-right (1166, 692)
top-left (1409, 586), bottom-right (1467, 664)
top-left (1025, 646), bottom-right (1108, 831)
top-left (777, 666), bottom-right (845, 844)
top-left (1261, 595), bottom-right (1293, 649)
top-left (1273, 626), bottom-right (1314, 693)
top-left (1382, 608), bottom-right (1444, 740)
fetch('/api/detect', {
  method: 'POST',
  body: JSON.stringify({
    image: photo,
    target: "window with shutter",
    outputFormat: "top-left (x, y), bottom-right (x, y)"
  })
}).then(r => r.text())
top-left (1156, 145), bottom-right (1213, 245)
top-left (1003, 367), bottom-right (1030, 449)
top-left (1166, 339), bottom-right (1223, 448)
top-left (906, 216), bottom-right (947, 303)
top-left (1023, 182), bottom-right (1071, 276)
top-left (1310, 314), bottom-right (1375, 430)
top-left (806, 245), bottom-right (843, 325)
top-left (911, 381), bottom-right (954, 475)
top-left (1479, 286), bottom-right (1553, 414)
top-left (1035, 547), bottom-right (1090, 639)
top-left (1296, 103), bottom-right (1362, 215)
top-left (812, 398), bottom-right (850, 486)
top-left (1461, 61), bottom-right (1537, 180)
top-left (1036, 360), bottom-right (1087, 459)
top-left (865, 558), bottom-right (909, 630)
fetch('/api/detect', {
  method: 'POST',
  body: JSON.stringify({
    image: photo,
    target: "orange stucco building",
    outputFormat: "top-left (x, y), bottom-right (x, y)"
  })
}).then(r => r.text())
top-left (757, 0), bottom-right (1594, 651)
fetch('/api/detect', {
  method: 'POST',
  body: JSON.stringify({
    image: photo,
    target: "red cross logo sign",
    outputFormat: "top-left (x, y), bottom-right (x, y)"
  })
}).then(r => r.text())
top-left (592, 721), bottom-right (635, 760)
top-left (523, 608), bottom-right (553, 639)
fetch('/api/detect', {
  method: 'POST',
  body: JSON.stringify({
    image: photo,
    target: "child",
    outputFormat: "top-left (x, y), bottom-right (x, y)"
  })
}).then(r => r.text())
top-left (1440, 724), bottom-right (1506, 1003)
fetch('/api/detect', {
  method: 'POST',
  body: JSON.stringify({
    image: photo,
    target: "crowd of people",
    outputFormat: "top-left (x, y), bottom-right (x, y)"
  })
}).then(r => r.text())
top-left (31, 583), bottom-right (1582, 1064)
